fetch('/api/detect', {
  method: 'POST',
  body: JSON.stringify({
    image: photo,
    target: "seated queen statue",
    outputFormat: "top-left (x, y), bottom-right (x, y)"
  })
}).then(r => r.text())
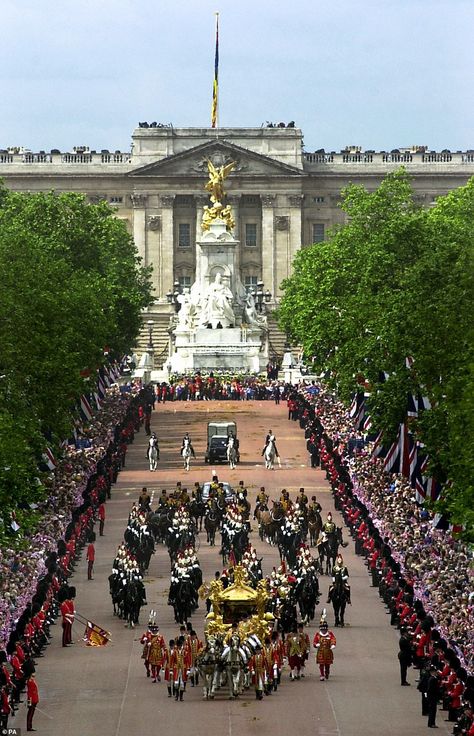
top-left (198, 272), bottom-right (235, 329)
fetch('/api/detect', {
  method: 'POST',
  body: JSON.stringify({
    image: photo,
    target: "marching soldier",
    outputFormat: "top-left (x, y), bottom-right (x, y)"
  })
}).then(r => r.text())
top-left (163, 639), bottom-right (175, 698)
top-left (297, 622), bottom-right (310, 677)
top-left (188, 630), bottom-right (203, 687)
top-left (286, 627), bottom-right (303, 681)
top-left (249, 643), bottom-right (268, 700)
top-left (313, 612), bottom-right (336, 680)
top-left (170, 635), bottom-right (191, 701)
top-left (140, 620), bottom-right (154, 677)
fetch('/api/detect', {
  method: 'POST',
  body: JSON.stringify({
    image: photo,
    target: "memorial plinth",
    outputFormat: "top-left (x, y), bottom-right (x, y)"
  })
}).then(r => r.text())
top-left (168, 217), bottom-right (268, 373)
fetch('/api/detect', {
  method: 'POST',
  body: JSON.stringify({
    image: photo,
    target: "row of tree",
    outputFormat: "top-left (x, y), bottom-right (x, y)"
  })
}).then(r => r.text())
top-left (0, 187), bottom-right (152, 537)
top-left (279, 171), bottom-right (474, 540)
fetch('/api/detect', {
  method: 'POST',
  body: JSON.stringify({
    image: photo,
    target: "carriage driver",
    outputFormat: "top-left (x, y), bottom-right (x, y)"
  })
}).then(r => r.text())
top-left (181, 432), bottom-right (196, 458)
top-left (261, 429), bottom-right (280, 457)
top-left (327, 553), bottom-right (351, 605)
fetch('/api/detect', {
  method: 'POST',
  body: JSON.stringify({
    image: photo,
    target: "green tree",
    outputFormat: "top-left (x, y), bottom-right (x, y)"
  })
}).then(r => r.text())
top-left (279, 171), bottom-right (474, 537)
top-left (0, 186), bottom-right (153, 532)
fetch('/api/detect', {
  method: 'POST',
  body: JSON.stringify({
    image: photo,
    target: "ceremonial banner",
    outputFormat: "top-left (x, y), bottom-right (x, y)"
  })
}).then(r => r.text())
top-left (83, 620), bottom-right (111, 647)
top-left (211, 13), bottom-right (219, 128)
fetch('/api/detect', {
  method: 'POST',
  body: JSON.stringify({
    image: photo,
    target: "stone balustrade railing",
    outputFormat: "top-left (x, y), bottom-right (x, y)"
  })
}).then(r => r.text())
top-left (0, 151), bottom-right (132, 165)
top-left (304, 150), bottom-right (474, 165)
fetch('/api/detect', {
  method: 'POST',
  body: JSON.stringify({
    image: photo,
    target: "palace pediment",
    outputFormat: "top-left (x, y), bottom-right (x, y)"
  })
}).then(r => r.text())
top-left (128, 139), bottom-right (305, 179)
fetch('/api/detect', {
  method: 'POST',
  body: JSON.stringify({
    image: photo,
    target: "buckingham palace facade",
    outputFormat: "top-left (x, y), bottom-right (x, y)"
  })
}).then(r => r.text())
top-left (1, 125), bottom-right (473, 360)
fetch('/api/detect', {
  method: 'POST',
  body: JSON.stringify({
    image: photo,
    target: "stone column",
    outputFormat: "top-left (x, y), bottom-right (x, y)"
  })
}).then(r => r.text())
top-left (131, 193), bottom-right (148, 265)
top-left (261, 194), bottom-right (276, 297)
top-left (147, 214), bottom-right (162, 298)
top-left (159, 194), bottom-right (175, 295)
top-left (194, 195), bottom-right (208, 286)
top-left (281, 194), bottom-right (303, 296)
top-left (227, 194), bottom-right (241, 276)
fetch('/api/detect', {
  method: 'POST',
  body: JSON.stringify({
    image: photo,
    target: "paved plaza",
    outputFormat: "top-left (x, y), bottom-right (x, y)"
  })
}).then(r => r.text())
top-left (10, 399), bottom-right (452, 736)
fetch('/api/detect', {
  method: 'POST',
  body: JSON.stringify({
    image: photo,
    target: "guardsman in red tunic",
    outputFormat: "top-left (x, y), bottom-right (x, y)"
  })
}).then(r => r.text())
top-left (313, 614), bottom-right (336, 681)
top-left (188, 630), bottom-right (203, 687)
top-left (162, 639), bottom-right (175, 698)
top-left (269, 631), bottom-right (284, 690)
top-left (169, 636), bottom-right (191, 701)
top-left (140, 623), bottom-right (153, 678)
top-left (86, 533), bottom-right (96, 580)
top-left (26, 672), bottom-right (39, 732)
top-left (249, 643), bottom-right (267, 700)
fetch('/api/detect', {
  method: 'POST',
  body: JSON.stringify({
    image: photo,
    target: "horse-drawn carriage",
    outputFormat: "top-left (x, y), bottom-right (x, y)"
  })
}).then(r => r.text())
top-left (204, 421), bottom-right (240, 465)
top-left (197, 565), bottom-right (273, 699)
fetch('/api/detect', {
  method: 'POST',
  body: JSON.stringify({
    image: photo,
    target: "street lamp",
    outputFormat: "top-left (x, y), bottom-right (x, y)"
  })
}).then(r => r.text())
top-left (166, 281), bottom-right (182, 312)
top-left (254, 280), bottom-right (271, 313)
top-left (147, 320), bottom-right (154, 349)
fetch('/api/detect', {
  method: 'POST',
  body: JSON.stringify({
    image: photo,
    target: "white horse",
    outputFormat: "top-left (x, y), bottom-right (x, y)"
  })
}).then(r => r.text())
top-left (221, 635), bottom-right (247, 699)
top-left (147, 437), bottom-right (159, 471)
top-left (264, 438), bottom-right (277, 470)
top-left (181, 437), bottom-right (193, 471)
top-left (227, 436), bottom-right (238, 470)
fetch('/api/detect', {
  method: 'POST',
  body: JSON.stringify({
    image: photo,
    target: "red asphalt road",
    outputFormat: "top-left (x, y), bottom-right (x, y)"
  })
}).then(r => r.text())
top-left (10, 399), bottom-right (451, 736)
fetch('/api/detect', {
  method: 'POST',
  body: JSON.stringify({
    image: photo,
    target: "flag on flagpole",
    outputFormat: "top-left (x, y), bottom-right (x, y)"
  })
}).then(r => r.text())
top-left (79, 394), bottom-right (93, 422)
top-left (41, 447), bottom-right (56, 471)
top-left (211, 13), bottom-right (219, 128)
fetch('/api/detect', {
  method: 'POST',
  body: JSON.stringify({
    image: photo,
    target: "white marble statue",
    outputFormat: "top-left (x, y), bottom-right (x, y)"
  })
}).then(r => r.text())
top-left (243, 291), bottom-right (261, 326)
top-left (199, 272), bottom-right (235, 328)
top-left (176, 287), bottom-right (194, 329)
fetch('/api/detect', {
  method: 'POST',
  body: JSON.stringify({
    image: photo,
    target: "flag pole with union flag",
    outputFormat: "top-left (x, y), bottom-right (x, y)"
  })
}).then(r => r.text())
top-left (211, 12), bottom-right (219, 129)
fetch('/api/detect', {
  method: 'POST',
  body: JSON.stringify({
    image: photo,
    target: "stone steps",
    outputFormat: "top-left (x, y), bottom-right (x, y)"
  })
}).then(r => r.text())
top-left (134, 312), bottom-right (172, 368)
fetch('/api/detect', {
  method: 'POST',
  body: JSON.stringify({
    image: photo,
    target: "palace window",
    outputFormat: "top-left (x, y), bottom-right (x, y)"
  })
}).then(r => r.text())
top-left (244, 275), bottom-right (258, 294)
top-left (312, 223), bottom-right (325, 243)
top-left (110, 195), bottom-right (123, 204)
top-left (178, 223), bottom-right (191, 247)
top-left (178, 276), bottom-right (192, 290)
top-left (245, 223), bottom-right (257, 247)
top-left (241, 195), bottom-right (260, 206)
top-left (312, 196), bottom-right (325, 204)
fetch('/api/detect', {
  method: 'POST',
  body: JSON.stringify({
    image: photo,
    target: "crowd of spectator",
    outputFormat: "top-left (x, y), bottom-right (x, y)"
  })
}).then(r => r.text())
top-left (154, 373), bottom-right (286, 402)
top-left (290, 381), bottom-right (474, 733)
top-left (0, 381), bottom-right (154, 730)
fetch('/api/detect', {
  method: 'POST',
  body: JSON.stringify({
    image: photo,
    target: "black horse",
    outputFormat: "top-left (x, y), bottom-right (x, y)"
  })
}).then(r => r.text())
top-left (170, 579), bottom-right (195, 623)
top-left (295, 568), bottom-right (320, 624)
top-left (123, 578), bottom-right (147, 628)
top-left (319, 527), bottom-right (346, 575)
top-left (204, 509), bottom-right (219, 546)
top-left (330, 572), bottom-right (350, 627)
top-left (277, 597), bottom-right (298, 635)
top-left (190, 497), bottom-right (206, 532)
top-left (221, 528), bottom-right (249, 565)
top-left (277, 530), bottom-right (302, 569)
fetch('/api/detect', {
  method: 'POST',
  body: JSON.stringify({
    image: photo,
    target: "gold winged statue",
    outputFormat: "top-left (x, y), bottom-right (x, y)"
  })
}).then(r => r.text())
top-left (202, 159), bottom-right (236, 232)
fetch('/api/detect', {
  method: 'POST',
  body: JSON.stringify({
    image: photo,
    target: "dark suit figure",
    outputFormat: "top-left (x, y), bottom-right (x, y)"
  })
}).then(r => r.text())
top-left (397, 627), bottom-right (412, 686)
top-left (426, 667), bottom-right (440, 728)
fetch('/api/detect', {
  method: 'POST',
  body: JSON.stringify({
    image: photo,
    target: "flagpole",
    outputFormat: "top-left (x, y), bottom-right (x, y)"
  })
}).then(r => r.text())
top-left (211, 11), bottom-right (219, 135)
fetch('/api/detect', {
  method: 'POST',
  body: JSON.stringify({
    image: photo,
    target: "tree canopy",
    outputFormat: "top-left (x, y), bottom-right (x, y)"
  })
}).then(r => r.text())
top-left (279, 170), bottom-right (474, 539)
top-left (0, 186), bottom-right (152, 536)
